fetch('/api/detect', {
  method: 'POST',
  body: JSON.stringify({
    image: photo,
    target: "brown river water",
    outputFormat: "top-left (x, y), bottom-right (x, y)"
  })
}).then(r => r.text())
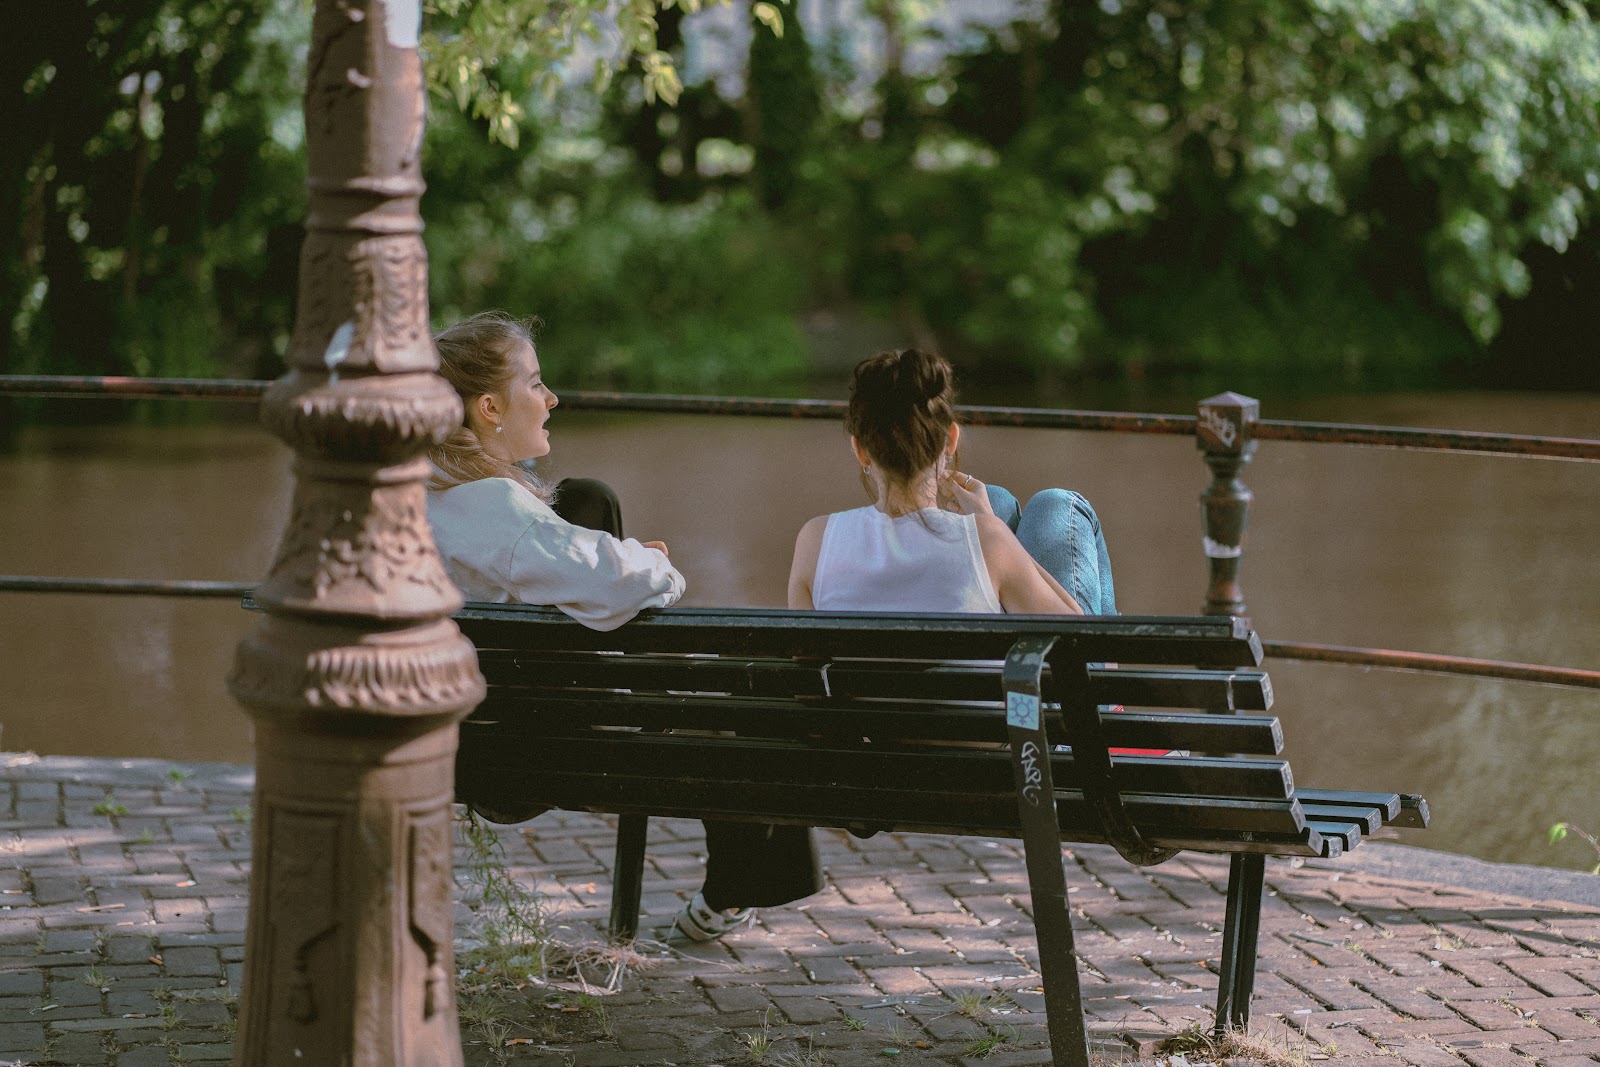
top-left (1, 391), bottom-right (1596, 869)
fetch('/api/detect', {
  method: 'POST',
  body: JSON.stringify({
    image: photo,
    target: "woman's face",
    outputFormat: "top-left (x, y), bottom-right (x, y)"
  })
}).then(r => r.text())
top-left (482, 341), bottom-right (559, 462)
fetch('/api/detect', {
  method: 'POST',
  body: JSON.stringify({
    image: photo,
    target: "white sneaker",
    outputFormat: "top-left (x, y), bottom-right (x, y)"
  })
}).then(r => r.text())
top-left (672, 891), bottom-right (756, 942)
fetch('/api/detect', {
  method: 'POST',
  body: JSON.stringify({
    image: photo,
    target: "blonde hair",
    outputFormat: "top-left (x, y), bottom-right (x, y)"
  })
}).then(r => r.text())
top-left (428, 311), bottom-right (554, 503)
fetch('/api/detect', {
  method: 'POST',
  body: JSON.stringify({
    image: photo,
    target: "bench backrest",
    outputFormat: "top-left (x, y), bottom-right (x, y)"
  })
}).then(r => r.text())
top-left (455, 607), bottom-right (1360, 862)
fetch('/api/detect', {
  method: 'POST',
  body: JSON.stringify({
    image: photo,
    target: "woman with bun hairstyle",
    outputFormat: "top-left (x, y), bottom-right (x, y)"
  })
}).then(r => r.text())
top-left (788, 347), bottom-right (1116, 616)
top-left (428, 310), bottom-right (821, 942)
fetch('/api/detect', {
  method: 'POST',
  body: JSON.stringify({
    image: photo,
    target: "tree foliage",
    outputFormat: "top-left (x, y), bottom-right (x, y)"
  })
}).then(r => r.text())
top-left (9, 0), bottom-right (1600, 408)
top-left (6, 0), bottom-right (301, 388)
top-left (848, 0), bottom-right (1600, 377)
top-left (420, 0), bottom-right (736, 146)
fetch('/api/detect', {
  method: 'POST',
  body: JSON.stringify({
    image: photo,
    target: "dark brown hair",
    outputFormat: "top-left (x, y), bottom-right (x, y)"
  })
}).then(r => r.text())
top-left (845, 348), bottom-right (958, 485)
top-left (428, 311), bottom-right (552, 502)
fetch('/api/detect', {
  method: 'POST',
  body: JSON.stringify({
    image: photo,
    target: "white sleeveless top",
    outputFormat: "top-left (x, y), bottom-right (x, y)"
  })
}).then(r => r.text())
top-left (812, 506), bottom-right (1003, 613)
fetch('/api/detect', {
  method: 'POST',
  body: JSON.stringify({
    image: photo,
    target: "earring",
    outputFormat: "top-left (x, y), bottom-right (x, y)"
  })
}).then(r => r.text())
top-left (495, 425), bottom-right (504, 434)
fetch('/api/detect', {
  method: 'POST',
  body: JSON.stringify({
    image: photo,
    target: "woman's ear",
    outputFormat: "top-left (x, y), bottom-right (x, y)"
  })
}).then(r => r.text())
top-left (849, 435), bottom-right (872, 469)
top-left (946, 424), bottom-right (961, 455)
top-left (469, 393), bottom-right (500, 433)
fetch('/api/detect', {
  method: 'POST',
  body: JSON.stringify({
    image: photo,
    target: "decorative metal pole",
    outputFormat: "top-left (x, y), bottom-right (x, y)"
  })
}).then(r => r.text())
top-left (1197, 392), bottom-right (1259, 620)
top-left (227, 1), bottom-right (484, 1063)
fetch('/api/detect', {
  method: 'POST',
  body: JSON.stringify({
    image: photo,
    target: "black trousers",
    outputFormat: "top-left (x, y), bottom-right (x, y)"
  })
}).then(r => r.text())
top-left (552, 478), bottom-right (823, 912)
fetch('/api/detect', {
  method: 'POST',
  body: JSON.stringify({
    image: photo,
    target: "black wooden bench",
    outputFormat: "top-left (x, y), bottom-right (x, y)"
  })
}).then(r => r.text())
top-left (452, 605), bottom-right (1428, 1067)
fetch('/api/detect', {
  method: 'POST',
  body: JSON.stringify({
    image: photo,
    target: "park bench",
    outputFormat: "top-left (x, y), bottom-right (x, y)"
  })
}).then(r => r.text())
top-left (451, 605), bottom-right (1429, 1067)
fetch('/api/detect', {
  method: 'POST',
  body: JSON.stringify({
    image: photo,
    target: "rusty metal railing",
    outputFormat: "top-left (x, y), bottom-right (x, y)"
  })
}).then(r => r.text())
top-left (0, 576), bottom-right (254, 598)
top-left (1256, 641), bottom-right (1599, 692)
top-left (3, 374), bottom-right (1597, 460)
top-left (2, 373), bottom-right (1596, 692)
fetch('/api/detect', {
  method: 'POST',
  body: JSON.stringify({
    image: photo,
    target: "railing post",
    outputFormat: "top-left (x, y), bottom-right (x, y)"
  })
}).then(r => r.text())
top-left (226, 2), bottom-right (484, 1063)
top-left (1197, 392), bottom-right (1259, 620)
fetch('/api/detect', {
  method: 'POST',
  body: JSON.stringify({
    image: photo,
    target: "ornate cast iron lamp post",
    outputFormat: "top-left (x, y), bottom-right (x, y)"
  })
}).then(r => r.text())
top-left (228, 1), bottom-right (484, 1061)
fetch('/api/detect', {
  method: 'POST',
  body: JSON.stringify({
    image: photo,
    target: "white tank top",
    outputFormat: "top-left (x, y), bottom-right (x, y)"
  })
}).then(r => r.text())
top-left (812, 506), bottom-right (1003, 613)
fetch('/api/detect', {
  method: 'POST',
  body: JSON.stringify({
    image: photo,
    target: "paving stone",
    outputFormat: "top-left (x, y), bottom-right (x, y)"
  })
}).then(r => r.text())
top-left (104, 988), bottom-right (162, 1017)
top-left (0, 1022), bottom-right (45, 1053)
top-left (702, 984), bottom-right (772, 1014)
top-left (1459, 1048), bottom-right (1536, 1067)
top-left (0, 972), bottom-right (42, 997)
top-left (46, 1029), bottom-right (113, 1064)
top-left (171, 998), bottom-right (230, 1027)
top-left (116, 1046), bottom-right (175, 1067)
top-left (1383, 1038), bottom-right (1471, 1067)
top-left (40, 930), bottom-right (98, 956)
top-left (1534, 1009), bottom-right (1600, 1040)
top-left (46, 979), bottom-right (105, 1007)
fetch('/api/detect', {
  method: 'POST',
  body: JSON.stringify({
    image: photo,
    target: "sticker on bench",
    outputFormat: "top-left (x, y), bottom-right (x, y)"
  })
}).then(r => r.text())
top-left (1006, 691), bottom-right (1040, 731)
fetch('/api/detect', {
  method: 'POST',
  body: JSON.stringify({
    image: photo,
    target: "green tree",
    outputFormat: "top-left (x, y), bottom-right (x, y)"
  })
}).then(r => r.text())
top-left (747, 0), bottom-right (821, 209)
top-left (896, 0), bottom-right (1600, 379)
top-left (6, 1), bottom-right (303, 393)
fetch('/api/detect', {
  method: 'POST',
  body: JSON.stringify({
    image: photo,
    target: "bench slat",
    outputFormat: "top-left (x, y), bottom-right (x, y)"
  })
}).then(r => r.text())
top-left (1300, 802), bottom-right (1383, 834)
top-left (456, 766), bottom-right (1318, 844)
top-left (1307, 818), bottom-right (1363, 851)
top-left (469, 694), bottom-right (1285, 754)
top-left (1297, 788), bottom-right (1432, 828)
top-left (1296, 788), bottom-right (1401, 821)
top-left (458, 729), bottom-right (1296, 799)
top-left (474, 652), bottom-right (1274, 711)
top-left (457, 607), bottom-right (1263, 666)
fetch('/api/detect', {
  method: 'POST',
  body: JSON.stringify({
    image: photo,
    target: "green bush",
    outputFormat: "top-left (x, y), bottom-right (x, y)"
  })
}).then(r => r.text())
top-left (427, 159), bottom-right (811, 391)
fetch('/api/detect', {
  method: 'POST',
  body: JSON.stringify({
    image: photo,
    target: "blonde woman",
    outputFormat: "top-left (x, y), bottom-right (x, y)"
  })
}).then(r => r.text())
top-left (429, 311), bottom-right (820, 940)
top-left (426, 312), bottom-right (682, 629)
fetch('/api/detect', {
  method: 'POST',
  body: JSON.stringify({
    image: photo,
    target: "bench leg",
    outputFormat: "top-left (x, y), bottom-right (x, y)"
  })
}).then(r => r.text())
top-left (1003, 636), bottom-right (1091, 1067)
top-left (1213, 852), bottom-right (1266, 1038)
top-left (608, 813), bottom-right (649, 941)
top-left (1022, 840), bottom-right (1092, 1067)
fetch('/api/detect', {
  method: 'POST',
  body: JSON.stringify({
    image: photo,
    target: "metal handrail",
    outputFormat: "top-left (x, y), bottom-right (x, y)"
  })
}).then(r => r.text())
top-left (0, 574), bottom-right (1594, 692)
top-left (3, 375), bottom-right (1597, 461)
top-left (1257, 640), bottom-right (1599, 692)
top-left (0, 576), bottom-right (254, 598)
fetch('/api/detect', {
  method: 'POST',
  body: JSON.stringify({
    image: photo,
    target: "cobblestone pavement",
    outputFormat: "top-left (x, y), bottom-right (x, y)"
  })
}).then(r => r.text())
top-left (2, 754), bottom-right (1598, 1067)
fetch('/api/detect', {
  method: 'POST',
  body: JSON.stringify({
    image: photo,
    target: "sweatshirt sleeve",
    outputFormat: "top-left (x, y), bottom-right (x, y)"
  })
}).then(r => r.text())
top-left (505, 507), bottom-right (685, 631)
top-left (429, 477), bottom-right (685, 630)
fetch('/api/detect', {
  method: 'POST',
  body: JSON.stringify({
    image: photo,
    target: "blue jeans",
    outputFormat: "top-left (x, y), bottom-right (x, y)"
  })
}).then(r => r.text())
top-left (985, 486), bottom-right (1117, 615)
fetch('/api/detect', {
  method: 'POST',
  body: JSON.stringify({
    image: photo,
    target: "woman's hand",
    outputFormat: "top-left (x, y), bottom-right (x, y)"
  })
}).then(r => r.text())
top-left (944, 470), bottom-right (994, 517)
top-left (642, 540), bottom-right (669, 557)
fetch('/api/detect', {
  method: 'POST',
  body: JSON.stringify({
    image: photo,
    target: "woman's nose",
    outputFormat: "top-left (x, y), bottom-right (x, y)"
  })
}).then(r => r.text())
top-left (547, 389), bottom-right (559, 409)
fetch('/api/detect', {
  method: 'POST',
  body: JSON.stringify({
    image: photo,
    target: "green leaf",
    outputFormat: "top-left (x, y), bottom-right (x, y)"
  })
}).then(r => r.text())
top-left (1549, 823), bottom-right (1570, 845)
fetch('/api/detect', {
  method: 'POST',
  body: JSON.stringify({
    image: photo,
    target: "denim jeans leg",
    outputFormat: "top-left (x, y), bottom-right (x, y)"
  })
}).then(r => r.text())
top-left (985, 484), bottom-right (1022, 532)
top-left (1014, 489), bottom-right (1117, 615)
